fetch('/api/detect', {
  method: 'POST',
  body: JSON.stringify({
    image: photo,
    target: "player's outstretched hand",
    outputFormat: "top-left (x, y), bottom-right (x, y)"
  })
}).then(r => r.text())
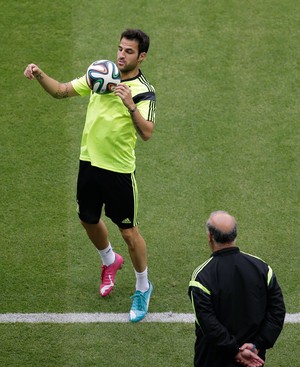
top-left (24, 63), bottom-right (41, 80)
top-left (235, 349), bottom-right (264, 367)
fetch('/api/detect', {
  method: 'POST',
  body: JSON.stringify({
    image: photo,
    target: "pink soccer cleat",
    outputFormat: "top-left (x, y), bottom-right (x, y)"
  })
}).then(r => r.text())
top-left (99, 253), bottom-right (124, 297)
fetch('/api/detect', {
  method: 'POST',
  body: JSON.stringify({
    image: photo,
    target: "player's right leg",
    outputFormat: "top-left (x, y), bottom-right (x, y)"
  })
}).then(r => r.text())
top-left (81, 220), bottom-right (124, 297)
top-left (76, 161), bottom-right (124, 297)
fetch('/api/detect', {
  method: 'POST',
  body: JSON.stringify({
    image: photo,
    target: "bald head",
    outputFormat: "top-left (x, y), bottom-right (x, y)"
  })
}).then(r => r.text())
top-left (206, 211), bottom-right (237, 245)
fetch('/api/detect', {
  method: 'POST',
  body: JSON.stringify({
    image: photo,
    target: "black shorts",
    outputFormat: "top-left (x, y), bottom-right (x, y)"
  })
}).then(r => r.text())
top-left (76, 160), bottom-right (139, 228)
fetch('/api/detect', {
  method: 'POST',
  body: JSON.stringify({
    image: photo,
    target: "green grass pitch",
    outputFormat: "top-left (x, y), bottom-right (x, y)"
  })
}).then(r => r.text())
top-left (0, 0), bottom-right (299, 366)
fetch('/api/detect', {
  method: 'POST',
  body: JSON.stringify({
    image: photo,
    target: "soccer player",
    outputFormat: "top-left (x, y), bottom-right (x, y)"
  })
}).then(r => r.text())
top-left (24, 29), bottom-right (156, 322)
top-left (188, 211), bottom-right (285, 367)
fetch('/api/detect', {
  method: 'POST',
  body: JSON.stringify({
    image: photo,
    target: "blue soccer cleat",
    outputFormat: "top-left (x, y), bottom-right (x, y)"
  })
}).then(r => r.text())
top-left (129, 282), bottom-right (153, 323)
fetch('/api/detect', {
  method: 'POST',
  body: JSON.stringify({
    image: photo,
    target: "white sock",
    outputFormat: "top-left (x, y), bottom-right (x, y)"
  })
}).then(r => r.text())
top-left (98, 243), bottom-right (115, 266)
top-left (135, 267), bottom-right (149, 292)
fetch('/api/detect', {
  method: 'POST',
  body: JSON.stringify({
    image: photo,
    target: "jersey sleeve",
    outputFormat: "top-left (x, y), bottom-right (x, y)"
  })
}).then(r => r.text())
top-left (253, 270), bottom-right (286, 350)
top-left (189, 278), bottom-right (240, 359)
top-left (71, 75), bottom-right (91, 97)
top-left (133, 89), bottom-right (156, 123)
top-left (137, 99), bottom-right (156, 123)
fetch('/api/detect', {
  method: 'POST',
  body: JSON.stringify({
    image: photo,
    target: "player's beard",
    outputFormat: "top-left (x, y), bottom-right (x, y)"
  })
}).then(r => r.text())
top-left (117, 57), bottom-right (140, 74)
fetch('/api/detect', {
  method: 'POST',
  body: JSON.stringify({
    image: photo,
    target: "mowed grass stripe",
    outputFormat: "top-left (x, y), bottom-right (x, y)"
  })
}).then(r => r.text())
top-left (0, 312), bottom-right (299, 323)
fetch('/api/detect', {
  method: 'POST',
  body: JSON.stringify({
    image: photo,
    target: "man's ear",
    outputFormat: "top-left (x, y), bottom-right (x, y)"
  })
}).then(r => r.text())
top-left (138, 52), bottom-right (147, 63)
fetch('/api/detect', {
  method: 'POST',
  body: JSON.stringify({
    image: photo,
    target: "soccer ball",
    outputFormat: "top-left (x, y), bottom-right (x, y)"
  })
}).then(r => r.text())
top-left (86, 60), bottom-right (121, 94)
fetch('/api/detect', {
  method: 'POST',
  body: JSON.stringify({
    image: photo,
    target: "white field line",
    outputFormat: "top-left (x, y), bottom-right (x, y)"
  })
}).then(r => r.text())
top-left (0, 312), bottom-right (299, 324)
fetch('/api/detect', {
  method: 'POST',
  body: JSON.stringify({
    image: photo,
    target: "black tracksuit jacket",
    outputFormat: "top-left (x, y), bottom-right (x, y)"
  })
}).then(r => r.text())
top-left (188, 247), bottom-right (285, 367)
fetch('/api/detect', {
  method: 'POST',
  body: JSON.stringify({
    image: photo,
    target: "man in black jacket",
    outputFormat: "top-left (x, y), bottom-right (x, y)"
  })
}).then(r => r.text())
top-left (188, 210), bottom-right (285, 367)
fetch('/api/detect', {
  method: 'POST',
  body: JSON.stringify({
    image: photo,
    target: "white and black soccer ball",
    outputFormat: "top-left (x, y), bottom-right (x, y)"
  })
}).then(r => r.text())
top-left (86, 60), bottom-right (121, 94)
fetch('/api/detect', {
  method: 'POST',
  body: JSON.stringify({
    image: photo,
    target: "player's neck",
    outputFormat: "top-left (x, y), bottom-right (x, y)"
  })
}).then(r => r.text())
top-left (121, 69), bottom-right (140, 81)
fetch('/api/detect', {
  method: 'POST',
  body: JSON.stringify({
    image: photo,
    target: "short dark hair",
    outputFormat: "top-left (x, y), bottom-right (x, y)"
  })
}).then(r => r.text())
top-left (120, 29), bottom-right (150, 54)
top-left (206, 223), bottom-right (237, 244)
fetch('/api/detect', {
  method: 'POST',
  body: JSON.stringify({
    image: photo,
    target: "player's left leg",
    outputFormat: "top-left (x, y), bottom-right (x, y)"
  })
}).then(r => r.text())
top-left (119, 226), bottom-right (147, 273)
top-left (119, 226), bottom-right (153, 323)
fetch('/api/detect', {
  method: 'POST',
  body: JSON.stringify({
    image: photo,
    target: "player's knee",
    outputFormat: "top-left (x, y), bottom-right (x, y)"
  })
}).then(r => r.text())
top-left (119, 227), bottom-right (138, 247)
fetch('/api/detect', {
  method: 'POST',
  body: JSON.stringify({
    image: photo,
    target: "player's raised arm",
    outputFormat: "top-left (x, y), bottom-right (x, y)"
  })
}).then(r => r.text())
top-left (24, 63), bottom-right (78, 99)
top-left (114, 83), bottom-right (154, 141)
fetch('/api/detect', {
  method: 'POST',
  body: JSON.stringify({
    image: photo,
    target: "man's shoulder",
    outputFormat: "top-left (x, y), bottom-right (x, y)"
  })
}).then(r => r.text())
top-left (71, 75), bottom-right (91, 96)
top-left (191, 257), bottom-right (214, 281)
top-left (240, 250), bottom-right (267, 265)
top-left (125, 72), bottom-right (155, 93)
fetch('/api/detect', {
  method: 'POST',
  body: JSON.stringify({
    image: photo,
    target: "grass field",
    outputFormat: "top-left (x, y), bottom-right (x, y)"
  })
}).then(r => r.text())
top-left (0, 0), bottom-right (299, 366)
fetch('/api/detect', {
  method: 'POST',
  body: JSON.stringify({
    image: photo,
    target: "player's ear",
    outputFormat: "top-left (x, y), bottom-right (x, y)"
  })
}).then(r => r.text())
top-left (138, 52), bottom-right (147, 63)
